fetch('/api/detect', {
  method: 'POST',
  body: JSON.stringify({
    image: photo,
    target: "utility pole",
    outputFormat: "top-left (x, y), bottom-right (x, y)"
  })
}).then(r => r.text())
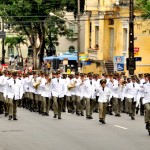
top-left (127, 0), bottom-right (136, 75)
top-left (77, 0), bottom-right (81, 70)
top-left (1, 19), bottom-right (5, 64)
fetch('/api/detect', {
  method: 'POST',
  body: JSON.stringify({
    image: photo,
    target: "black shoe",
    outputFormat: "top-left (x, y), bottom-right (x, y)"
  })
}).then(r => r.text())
top-left (13, 117), bottom-right (18, 121)
top-left (131, 116), bottom-right (135, 120)
top-left (71, 110), bottom-right (75, 114)
top-left (99, 118), bottom-right (103, 123)
top-left (62, 109), bottom-right (66, 112)
top-left (109, 112), bottom-right (113, 115)
top-left (58, 117), bottom-right (61, 119)
top-left (88, 116), bottom-right (93, 119)
top-left (76, 113), bottom-right (80, 116)
top-left (115, 114), bottom-right (121, 117)
top-left (53, 114), bottom-right (57, 118)
top-left (101, 120), bottom-right (106, 124)
top-left (42, 112), bottom-right (45, 116)
top-left (81, 112), bottom-right (84, 116)
top-left (8, 116), bottom-right (12, 120)
top-left (129, 113), bottom-right (132, 117)
top-left (146, 123), bottom-right (149, 130)
top-left (118, 114), bottom-right (121, 117)
top-left (5, 113), bottom-right (8, 117)
top-left (45, 113), bottom-right (49, 116)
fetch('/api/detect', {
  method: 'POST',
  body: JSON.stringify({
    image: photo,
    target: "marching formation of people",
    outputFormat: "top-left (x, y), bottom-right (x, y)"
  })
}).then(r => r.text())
top-left (0, 70), bottom-right (150, 135)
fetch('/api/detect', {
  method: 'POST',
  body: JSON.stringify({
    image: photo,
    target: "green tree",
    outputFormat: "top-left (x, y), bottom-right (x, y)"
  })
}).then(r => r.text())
top-left (65, 0), bottom-right (85, 17)
top-left (4, 35), bottom-right (27, 56)
top-left (135, 0), bottom-right (150, 19)
top-left (0, 0), bottom-right (85, 68)
top-left (135, 0), bottom-right (150, 33)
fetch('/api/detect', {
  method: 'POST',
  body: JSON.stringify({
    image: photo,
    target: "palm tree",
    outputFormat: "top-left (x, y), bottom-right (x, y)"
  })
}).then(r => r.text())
top-left (4, 36), bottom-right (27, 56)
top-left (15, 35), bottom-right (27, 56)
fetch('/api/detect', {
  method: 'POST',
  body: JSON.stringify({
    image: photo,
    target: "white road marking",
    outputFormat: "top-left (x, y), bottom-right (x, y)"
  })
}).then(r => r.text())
top-left (114, 125), bottom-right (128, 130)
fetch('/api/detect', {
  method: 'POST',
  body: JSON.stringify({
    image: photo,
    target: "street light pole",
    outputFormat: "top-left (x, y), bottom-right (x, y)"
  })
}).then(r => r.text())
top-left (77, 0), bottom-right (81, 70)
top-left (127, 0), bottom-right (136, 75)
top-left (1, 19), bottom-right (5, 64)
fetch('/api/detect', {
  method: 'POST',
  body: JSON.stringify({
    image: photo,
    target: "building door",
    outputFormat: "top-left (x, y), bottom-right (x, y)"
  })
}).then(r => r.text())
top-left (109, 28), bottom-right (114, 61)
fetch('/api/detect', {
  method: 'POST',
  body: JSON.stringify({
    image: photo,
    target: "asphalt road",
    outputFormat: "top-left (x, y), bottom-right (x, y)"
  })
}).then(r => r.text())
top-left (0, 108), bottom-right (149, 150)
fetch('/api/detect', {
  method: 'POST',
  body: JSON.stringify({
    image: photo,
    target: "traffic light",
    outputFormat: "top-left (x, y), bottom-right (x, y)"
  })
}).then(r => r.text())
top-left (126, 58), bottom-right (136, 75)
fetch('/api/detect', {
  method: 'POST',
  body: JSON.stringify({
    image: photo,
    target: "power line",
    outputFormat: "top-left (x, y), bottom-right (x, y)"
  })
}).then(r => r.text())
top-left (0, 15), bottom-right (143, 24)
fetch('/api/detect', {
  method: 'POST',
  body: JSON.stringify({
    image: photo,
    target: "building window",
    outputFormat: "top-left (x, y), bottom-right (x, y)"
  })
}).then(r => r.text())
top-left (69, 24), bottom-right (77, 34)
top-left (123, 28), bottom-right (128, 60)
top-left (95, 26), bottom-right (99, 46)
top-left (109, 28), bottom-right (114, 60)
top-left (8, 46), bottom-right (14, 57)
top-left (108, 19), bottom-right (114, 25)
top-left (69, 46), bottom-right (75, 53)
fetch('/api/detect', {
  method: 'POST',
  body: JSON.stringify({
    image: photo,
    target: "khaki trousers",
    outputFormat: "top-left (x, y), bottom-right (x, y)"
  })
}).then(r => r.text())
top-left (0, 92), bottom-right (4, 113)
top-left (66, 96), bottom-right (71, 111)
top-left (8, 98), bottom-right (18, 117)
top-left (76, 96), bottom-right (84, 114)
top-left (5, 96), bottom-right (9, 115)
top-left (144, 103), bottom-right (150, 123)
top-left (53, 97), bottom-right (63, 117)
top-left (85, 98), bottom-right (94, 117)
top-left (42, 97), bottom-right (50, 114)
top-left (124, 97), bottom-right (129, 113)
top-left (127, 98), bottom-right (136, 117)
top-left (99, 102), bottom-right (107, 121)
top-left (71, 95), bottom-right (76, 112)
top-left (112, 97), bottom-right (121, 115)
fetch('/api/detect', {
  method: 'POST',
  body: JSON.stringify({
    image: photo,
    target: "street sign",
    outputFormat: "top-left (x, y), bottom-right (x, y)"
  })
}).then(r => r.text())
top-left (117, 63), bottom-right (124, 71)
top-left (134, 47), bottom-right (139, 56)
top-left (79, 54), bottom-right (89, 61)
top-left (81, 61), bottom-right (92, 66)
top-left (135, 57), bottom-right (142, 61)
top-left (114, 56), bottom-right (124, 64)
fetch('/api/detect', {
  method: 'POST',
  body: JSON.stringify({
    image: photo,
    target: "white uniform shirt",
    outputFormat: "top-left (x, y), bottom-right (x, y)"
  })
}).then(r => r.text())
top-left (41, 77), bottom-right (52, 98)
top-left (0, 75), bottom-right (6, 93)
top-left (83, 79), bottom-right (97, 99)
top-left (97, 86), bottom-right (111, 103)
top-left (143, 82), bottom-right (150, 104)
top-left (51, 77), bottom-right (65, 98)
top-left (122, 82), bottom-right (140, 101)
top-left (7, 78), bottom-right (23, 100)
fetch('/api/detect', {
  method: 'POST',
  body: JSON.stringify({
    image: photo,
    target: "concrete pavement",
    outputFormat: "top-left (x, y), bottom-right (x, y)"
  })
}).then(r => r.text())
top-left (0, 108), bottom-right (149, 150)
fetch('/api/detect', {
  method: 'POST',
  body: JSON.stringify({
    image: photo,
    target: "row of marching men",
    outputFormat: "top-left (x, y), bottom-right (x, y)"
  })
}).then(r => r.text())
top-left (0, 70), bottom-right (150, 135)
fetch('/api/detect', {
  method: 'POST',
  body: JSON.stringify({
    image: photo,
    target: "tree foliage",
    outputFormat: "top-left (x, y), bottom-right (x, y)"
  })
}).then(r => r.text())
top-left (4, 35), bottom-right (27, 55)
top-left (0, 0), bottom-right (85, 68)
top-left (135, 0), bottom-right (150, 19)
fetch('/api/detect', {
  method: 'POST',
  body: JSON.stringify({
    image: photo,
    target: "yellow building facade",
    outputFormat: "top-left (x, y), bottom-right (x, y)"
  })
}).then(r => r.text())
top-left (83, 0), bottom-right (150, 74)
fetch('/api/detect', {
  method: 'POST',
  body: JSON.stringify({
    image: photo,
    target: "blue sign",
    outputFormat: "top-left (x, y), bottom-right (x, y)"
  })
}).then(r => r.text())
top-left (135, 57), bottom-right (142, 61)
top-left (117, 63), bottom-right (124, 71)
top-left (82, 61), bottom-right (92, 66)
top-left (114, 56), bottom-right (125, 64)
